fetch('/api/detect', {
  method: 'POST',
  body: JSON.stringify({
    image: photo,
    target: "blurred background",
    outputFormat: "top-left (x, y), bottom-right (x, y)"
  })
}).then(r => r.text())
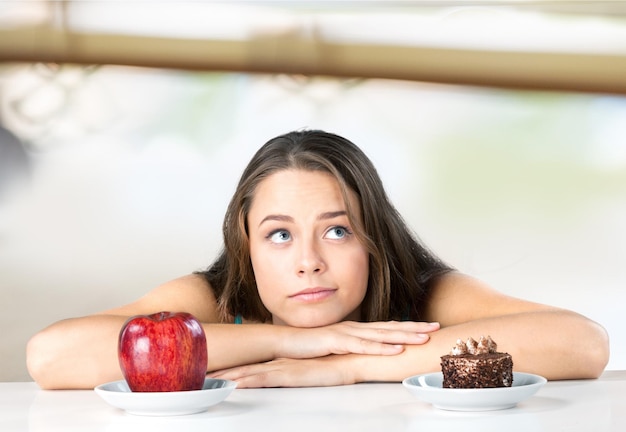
top-left (1, 1), bottom-right (625, 382)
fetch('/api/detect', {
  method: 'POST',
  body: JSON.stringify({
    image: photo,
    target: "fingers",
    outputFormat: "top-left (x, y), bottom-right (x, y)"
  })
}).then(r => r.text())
top-left (209, 365), bottom-right (277, 388)
top-left (340, 334), bottom-right (422, 356)
top-left (209, 362), bottom-right (294, 388)
top-left (351, 339), bottom-right (406, 355)
top-left (322, 321), bottom-right (438, 356)
top-left (343, 320), bottom-right (440, 334)
top-left (209, 358), bottom-right (346, 388)
top-left (336, 321), bottom-right (439, 347)
top-left (277, 320), bottom-right (440, 359)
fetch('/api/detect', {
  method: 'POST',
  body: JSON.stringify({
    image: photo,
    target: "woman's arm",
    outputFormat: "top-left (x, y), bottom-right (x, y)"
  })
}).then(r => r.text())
top-left (419, 272), bottom-right (609, 380)
top-left (350, 308), bottom-right (609, 383)
top-left (26, 274), bottom-right (438, 389)
top-left (420, 273), bottom-right (609, 379)
top-left (26, 274), bottom-right (219, 389)
top-left (209, 272), bottom-right (609, 387)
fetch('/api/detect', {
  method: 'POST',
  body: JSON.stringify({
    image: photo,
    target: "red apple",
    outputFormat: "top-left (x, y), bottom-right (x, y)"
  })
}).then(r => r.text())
top-left (118, 311), bottom-right (208, 392)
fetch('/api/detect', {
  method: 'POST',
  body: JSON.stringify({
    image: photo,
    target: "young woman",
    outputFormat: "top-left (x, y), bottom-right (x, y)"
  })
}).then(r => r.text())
top-left (27, 130), bottom-right (609, 389)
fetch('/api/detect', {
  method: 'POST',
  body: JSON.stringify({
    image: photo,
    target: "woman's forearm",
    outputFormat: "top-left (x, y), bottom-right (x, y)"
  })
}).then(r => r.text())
top-left (206, 320), bottom-right (439, 372)
top-left (27, 317), bottom-right (286, 390)
top-left (27, 314), bottom-right (435, 389)
top-left (351, 310), bottom-right (609, 383)
top-left (27, 315), bottom-right (128, 390)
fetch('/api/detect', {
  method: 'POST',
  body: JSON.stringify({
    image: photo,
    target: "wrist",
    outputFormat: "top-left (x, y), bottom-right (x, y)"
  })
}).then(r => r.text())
top-left (272, 325), bottom-right (294, 359)
top-left (347, 348), bottom-right (421, 383)
top-left (345, 354), bottom-right (368, 384)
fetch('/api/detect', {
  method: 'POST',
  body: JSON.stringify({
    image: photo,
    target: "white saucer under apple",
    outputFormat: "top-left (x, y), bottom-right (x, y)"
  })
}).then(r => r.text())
top-left (402, 372), bottom-right (546, 411)
top-left (94, 377), bottom-right (237, 416)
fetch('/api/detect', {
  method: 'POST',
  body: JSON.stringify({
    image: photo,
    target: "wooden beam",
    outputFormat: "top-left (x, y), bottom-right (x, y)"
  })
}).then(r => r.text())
top-left (2, 26), bottom-right (626, 94)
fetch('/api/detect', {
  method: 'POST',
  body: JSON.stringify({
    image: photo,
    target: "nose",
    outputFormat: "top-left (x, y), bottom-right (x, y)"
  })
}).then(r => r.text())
top-left (297, 239), bottom-right (326, 276)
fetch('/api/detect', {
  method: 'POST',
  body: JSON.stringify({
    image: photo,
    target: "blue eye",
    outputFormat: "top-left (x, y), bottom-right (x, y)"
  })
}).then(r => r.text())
top-left (325, 226), bottom-right (350, 239)
top-left (268, 229), bottom-right (291, 243)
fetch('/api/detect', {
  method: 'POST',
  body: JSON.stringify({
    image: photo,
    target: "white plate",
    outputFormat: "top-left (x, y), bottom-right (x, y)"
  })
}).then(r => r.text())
top-left (402, 372), bottom-right (546, 411)
top-left (94, 378), bottom-right (237, 416)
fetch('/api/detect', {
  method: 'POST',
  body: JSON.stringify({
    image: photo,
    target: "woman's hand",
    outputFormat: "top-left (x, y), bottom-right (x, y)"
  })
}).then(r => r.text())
top-left (208, 321), bottom-right (439, 387)
top-left (208, 356), bottom-right (359, 388)
top-left (275, 320), bottom-right (439, 359)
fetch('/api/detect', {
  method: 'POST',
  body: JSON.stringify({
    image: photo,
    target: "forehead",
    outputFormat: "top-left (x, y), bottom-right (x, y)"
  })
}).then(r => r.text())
top-left (248, 169), bottom-right (360, 218)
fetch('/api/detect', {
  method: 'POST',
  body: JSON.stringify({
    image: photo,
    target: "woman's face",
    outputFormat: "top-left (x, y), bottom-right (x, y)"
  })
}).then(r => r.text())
top-left (247, 169), bottom-right (369, 327)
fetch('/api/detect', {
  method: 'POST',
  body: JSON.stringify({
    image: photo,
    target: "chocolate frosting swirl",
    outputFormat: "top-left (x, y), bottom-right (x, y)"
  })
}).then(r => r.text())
top-left (449, 336), bottom-right (498, 355)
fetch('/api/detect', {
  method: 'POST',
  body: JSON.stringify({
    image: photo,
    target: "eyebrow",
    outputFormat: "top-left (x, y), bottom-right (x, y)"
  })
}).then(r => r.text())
top-left (258, 210), bottom-right (347, 227)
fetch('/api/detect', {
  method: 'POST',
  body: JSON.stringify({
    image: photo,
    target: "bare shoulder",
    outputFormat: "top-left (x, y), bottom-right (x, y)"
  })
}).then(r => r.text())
top-left (100, 274), bottom-right (222, 323)
top-left (424, 271), bottom-right (558, 326)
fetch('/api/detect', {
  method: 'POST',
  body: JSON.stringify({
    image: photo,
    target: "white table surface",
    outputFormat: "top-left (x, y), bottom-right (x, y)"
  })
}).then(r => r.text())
top-left (1, 370), bottom-right (624, 432)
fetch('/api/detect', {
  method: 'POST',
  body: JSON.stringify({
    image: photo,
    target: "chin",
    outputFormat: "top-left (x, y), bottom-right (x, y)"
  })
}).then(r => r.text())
top-left (275, 312), bottom-right (352, 328)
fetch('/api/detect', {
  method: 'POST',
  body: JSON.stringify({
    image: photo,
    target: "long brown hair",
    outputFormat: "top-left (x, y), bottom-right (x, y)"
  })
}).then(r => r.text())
top-left (199, 130), bottom-right (452, 323)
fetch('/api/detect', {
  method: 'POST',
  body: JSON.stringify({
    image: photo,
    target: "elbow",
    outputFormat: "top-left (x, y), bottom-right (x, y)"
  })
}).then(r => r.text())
top-left (26, 332), bottom-right (50, 388)
top-left (26, 329), bottom-right (63, 390)
top-left (583, 322), bottom-right (610, 379)
top-left (568, 318), bottom-right (610, 380)
top-left (543, 313), bottom-right (611, 381)
top-left (27, 321), bottom-right (122, 390)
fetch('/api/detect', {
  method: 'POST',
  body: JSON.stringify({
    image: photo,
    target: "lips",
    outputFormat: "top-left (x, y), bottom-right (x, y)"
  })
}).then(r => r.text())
top-left (289, 287), bottom-right (337, 302)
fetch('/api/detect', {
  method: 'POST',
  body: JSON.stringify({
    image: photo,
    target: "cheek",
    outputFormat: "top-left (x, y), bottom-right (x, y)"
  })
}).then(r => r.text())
top-left (333, 246), bottom-right (369, 295)
top-left (354, 253), bottom-right (370, 294)
top-left (249, 245), bottom-right (281, 298)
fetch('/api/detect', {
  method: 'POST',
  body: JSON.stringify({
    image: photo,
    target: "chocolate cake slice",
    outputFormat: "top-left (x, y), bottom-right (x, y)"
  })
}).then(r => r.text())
top-left (440, 336), bottom-right (513, 389)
